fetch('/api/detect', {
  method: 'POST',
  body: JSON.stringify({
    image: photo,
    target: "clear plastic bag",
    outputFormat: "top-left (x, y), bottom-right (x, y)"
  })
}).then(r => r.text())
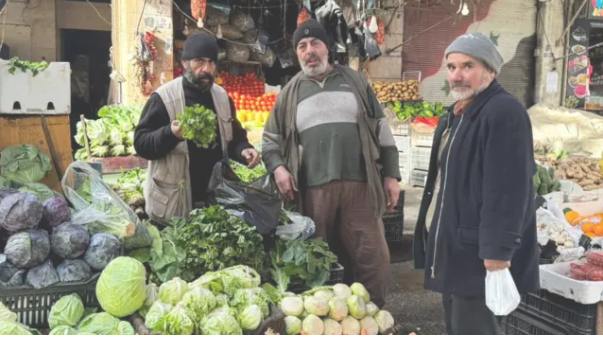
top-left (485, 269), bottom-right (520, 316)
top-left (277, 48), bottom-right (297, 69)
top-left (225, 41), bottom-right (250, 63)
top-left (61, 161), bottom-right (141, 241)
top-left (275, 212), bottom-right (316, 241)
top-left (207, 162), bottom-right (282, 235)
top-left (230, 10), bottom-right (255, 32)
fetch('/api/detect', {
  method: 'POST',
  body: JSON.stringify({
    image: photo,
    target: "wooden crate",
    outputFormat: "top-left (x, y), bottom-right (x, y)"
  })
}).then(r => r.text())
top-left (0, 114), bottom-right (72, 192)
top-left (89, 156), bottom-right (147, 174)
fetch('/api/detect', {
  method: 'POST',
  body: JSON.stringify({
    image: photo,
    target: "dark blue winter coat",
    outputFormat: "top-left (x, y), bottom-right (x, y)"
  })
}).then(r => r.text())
top-left (413, 79), bottom-right (540, 297)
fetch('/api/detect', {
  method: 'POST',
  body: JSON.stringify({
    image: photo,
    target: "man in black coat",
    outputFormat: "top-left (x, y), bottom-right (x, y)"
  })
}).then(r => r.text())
top-left (412, 33), bottom-right (539, 335)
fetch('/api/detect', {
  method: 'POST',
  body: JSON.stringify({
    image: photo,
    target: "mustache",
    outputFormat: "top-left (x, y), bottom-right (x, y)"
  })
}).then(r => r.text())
top-left (451, 81), bottom-right (471, 89)
top-left (304, 54), bottom-right (320, 64)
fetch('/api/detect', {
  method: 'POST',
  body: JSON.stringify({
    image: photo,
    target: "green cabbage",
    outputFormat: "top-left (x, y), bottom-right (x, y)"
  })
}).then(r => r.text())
top-left (0, 176), bottom-right (11, 189)
top-left (302, 314), bottom-right (324, 335)
top-left (314, 289), bottom-right (334, 302)
top-left (340, 316), bottom-right (360, 335)
top-left (18, 182), bottom-right (54, 201)
top-left (284, 316), bottom-right (302, 335)
top-left (96, 257), bottom-right (147, 318)
top-left (304, 296), bottom-right (329, 317)
top-left (375, 310), bottom-right (394, 334)
top-left (0, 302), bottom-right (16, 322)
top-left (49, 326), bottom-right (77, 335)
top-left (280, 296), bottom-right (304, 317)
top-left (230, 288), bottom-right (270, 318)
top-left (328, 297), bottom-right (348, 321)
top-left (0, 144), bottom-right (52, 184)
top-left (360, 316), bottom-right (379, 335)
top-left (158, 277), bottom-right (190, 306)
top-left (181, 287), bottom-right (217, 321)
top-left (77, 312), bottom-right (120, 335)
top-left (346, 295), bottom-right (367, 319)
top-left (144, 301), bottom-right (172, 331)
top-left (0, 321), bottom-right (34, 335)
top-left (139, 283), bottom-right (158, 318)
top-left (237, 304), bottom-right (262, 331)
top-left (365, 302), bottom-right (379, 317)
top-left (350, 283), bottom-right (370, 304)
top-left (117, 321), bottom-right (135, 335)
top-left (191, 265), bottom-right (261, 297)
top-left (200, 309), bottom-right (242, 335)
top-left (323, 318), bottom-right (342, 335)
top-left (332, 284), bottom-right (352, 300)
top-left (48, 294), bottom-right (85, 329)
top-left (155, 304), bottom-right (196, 335)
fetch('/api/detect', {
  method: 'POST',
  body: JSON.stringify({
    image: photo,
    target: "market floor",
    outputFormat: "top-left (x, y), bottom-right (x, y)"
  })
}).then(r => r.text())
top-left (381, 185), bottom-right (447, 335)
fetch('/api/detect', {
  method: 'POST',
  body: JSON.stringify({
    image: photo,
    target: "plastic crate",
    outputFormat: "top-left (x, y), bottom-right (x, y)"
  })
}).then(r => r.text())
top-left (411, 147), bottom-right (431, 171)
top-left (391, 121), bottom-right (410, 136)
top-left (518, 290), bottom-right (596, 334)
top-left (288, 263), bottom-right (345, 294)
top-left (394, 136), bottom-right (411, 154)
top-left (411, 169), bottom-right (428, 187)
top-left (411, 131), bottom-right (434, 148)
top-left (383, 213), bottom-right (404, 242)
top-left (0, 274), bottom-right (100, 329)
top-left (399, 152), bottom-right (410, 170)
top-left (400, 167), bottom-right (410, 185)
top-left (504, 310), bottom-right (566, 335)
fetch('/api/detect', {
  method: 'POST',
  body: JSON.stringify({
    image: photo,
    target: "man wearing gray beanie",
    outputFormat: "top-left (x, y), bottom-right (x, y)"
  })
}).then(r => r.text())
top-left (413, 32), bottom-right (539, 334)
top-left (262, 19), bottom-right (401, 307)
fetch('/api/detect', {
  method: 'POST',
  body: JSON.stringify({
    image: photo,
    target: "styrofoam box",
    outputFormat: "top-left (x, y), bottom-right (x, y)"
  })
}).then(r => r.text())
top-left (394, 136), bottom-right (411, 154)
top-left (539, 262), bottom-right (603, 304)
top-left (0, 60), bottom-right (71, 114)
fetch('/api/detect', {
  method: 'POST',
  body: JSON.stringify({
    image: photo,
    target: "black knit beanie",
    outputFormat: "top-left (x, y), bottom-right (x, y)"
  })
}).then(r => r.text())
top-left (292, 19), bottom-right (329, 50)
top-left (181, 33), bottom-right (218, 62)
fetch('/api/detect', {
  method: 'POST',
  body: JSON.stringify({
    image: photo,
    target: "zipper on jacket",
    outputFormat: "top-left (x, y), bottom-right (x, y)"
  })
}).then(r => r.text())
top-left (431, 114), bottom-right (465, 279)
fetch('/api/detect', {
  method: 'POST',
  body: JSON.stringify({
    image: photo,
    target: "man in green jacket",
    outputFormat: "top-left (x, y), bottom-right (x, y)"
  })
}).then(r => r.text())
top-left (262, 20), bottom-right (401, 307)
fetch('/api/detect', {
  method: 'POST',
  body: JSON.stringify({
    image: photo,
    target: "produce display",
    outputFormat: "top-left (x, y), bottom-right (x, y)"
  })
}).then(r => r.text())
top-left (533, 164), bottom-right (562, 196)
top-left (219, 71), bottom-right (265, 98)
top-left (270, 282), bottom-right (395, 335)
top-left (149, 206), bottom-right (266, 283)
top-left (74, 105), bottom-right (142, 160)
top-left (111, 168), bottom-right (147, 220)
top-left (568, 252), bottom-right (603, 281)
top-left (7, 57), bottom-right (49, 77)
top-left (234, 93), bottom-right (276, 129)
top-left (563, 208), bottom-right (603, 238)
top-left (177, 104), bottom-right (217, 149)
top-left (389, 101), bottom-right (446, 125)
top-left (536, 156), bottom-right (603, 191)
top-left (372, 80), bottom-right (421, 103)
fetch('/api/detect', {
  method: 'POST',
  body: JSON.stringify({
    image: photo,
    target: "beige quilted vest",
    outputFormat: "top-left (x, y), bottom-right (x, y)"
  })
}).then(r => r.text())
top-left (145, 77), bottom-right (233, 225)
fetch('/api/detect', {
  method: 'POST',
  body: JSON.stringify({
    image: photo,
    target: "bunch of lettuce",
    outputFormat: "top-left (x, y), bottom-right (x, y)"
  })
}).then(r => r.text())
top-left (177, 104), bottom-right (217, 149)
top-left (110, 168), bottom-right (147, 219)
top-left (0, 144), bottom-right (52, 184)
top-left (74, 105), bottom-right (142, 160)
top-left (229, 161), bottom-right (268, 183)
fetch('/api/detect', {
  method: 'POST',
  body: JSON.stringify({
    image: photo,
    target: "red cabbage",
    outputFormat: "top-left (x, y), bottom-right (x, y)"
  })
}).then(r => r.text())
top-left (51, 223), bottom-right (90, 259)
top-left (5, 229), bottom-right (50, 269)
top-left (42, 198), bottom-right (72, 228)
top-left (0, 193), bottom-right (43, 233)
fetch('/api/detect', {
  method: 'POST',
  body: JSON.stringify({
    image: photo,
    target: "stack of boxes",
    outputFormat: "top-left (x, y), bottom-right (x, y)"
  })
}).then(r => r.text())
top-left (391, 121), bottom-right (411, 185)
top-left (410, 129), bottom-right (434, 187)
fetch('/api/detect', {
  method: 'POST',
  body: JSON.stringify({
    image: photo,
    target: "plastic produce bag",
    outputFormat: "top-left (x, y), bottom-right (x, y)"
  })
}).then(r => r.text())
top-left (205, 6), bottom-right (228, 27)
top-left (61, 162), bottom-right (146, 244)
top-left (484, 269), bottom-right (520, 316)
top-left (225, 41), bottom-right (250, 63)
top-left (230, 10), bottom-right (255, 32)
top-left (253, 29), bottom-right (270, 54)
top-left (276, 212), bottom-right (316, 241)
top-left (251, 47), bottom-right (276, 67)
top-left (207, 162), bottom-right (282, 235)
top-left (278, 48), bottom-right (297, 69)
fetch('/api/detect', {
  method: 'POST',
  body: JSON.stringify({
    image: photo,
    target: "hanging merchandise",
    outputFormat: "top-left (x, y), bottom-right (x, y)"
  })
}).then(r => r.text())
top-left (225, 41), bottom-right (251, 63)
top-left (134, 32), bottom-right (158, 97)
top-left (205, 5), bottom-right (228, 27)
top-left (252, 47), bottom-right (276, 68)
top-left (278, 47), bottom-right (297, 69)
top-left (368, 16), bottom-right (385, 46)
top-left (253, 30), bottom-right (270, 55)
top-left (315, 0), bottom-right (350, 55)
top-left (191, 0), bottom-right (207, 21)
top-left (230, 10), bottom-right (256, 33)
top-left (297, 7), bottom-right (311, 27)
top-left (241, 29), bottom-right (259, 45)
top-left (218, 48), bottom-right (227, 62)
top-left (362, 17), bottom-right (381, 61)
top-left (213, 24), bottom-right (244, 40)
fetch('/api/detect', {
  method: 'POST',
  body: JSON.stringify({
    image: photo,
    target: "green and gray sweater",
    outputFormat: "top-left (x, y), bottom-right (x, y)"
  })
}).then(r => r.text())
top-left (262, 65), bottom-right (400, 218)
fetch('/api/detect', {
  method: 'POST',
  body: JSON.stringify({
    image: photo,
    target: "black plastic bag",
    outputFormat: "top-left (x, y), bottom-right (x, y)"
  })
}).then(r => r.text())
top-left (207, 162), bottom-right (282, 235)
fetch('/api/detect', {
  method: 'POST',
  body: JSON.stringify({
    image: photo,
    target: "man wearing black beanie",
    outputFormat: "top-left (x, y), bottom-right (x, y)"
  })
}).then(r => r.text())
top-left (262, 19), bottom-right (401, 307)
top-left (135, 33), bottom-right (259, 226)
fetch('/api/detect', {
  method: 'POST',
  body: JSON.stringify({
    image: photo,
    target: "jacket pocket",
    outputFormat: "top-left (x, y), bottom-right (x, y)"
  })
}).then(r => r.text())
top-left (218, 116), bottom-right (233, 143)
top-left (457, 225), bottom-right (479, 245)
top-left (148, 177), bottom-right (186, 221)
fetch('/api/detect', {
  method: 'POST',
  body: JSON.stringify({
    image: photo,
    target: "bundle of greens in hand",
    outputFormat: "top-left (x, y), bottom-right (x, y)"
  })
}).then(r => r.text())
top-left (177, 104), bottom-right (218, 148)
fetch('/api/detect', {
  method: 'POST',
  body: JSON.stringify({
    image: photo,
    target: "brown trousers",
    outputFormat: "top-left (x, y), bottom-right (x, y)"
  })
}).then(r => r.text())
top-left (303, 181), bottom-right (390, 307)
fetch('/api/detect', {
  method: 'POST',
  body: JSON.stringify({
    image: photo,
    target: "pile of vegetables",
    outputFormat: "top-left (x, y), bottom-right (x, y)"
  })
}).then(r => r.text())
top-left (74, 105), bottom-right (142, 160)
top-left (229, 161), bottom-right (268, 183)
top-left (533, 164), bottom-right (562, 196)
top-left (269, 237), bottom-right (338, 292)
top-left (143, 265), bottom-right (272, 335)
top-left (372, 80), bottom-right (420, 103)
top-left (177, 104), bottom-right (217, 149)
top-left (0, 144), bottom-right (53, 192)
top-left (110, 168), bottom-right (147, 219)
top-left (0, 302), bottom-right (39, 335)
top-left (219, 71), bottom-right (265, 99)
top-left (273, 282), bottom-right (395, 335)
top-left (389, 101), bottom-right (447, 124)
top-left (563, 209), bottom-right (603, 238)
top-left (536, 156), bottom-right (603, 191)
top-left (7, 57), bottom-right (49, 77)
top-left (149, 206), bottom-right (265, 283)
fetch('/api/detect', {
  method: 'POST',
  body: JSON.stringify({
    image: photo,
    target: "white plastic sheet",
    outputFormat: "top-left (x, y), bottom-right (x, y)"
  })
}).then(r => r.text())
top-left (485, 269), bottom-right (521, 316)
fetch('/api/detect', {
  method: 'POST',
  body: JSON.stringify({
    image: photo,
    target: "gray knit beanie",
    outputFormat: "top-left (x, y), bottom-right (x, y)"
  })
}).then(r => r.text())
top-left (445, 33), bottom-right (504, 74)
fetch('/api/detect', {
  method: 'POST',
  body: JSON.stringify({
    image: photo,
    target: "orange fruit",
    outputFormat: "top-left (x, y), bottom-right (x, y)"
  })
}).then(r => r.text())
top-left (586, 232), bottom-right (597, 238)
top-left (582, 222), bottom-right (595, 234)
top-left (595, 224), bottom-right (603, 237)
top-left (565, 211), bottom-right (581, 225)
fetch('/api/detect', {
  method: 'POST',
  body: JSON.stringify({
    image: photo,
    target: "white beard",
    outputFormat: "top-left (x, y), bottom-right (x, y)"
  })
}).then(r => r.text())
top-left (300, 58), bottom-right (329, 78)
top-left (450, 74), bottom-right (493, 101)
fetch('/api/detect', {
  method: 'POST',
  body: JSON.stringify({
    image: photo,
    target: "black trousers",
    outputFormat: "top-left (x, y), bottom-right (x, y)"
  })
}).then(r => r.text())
top-left (442, 294), bottom-right (504, 335)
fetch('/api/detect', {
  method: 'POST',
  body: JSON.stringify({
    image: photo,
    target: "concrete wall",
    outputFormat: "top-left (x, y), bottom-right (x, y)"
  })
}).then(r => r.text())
top-left (1, 0), bottom-right (111, 62)
top-left (366, 0), bottom-right (404, 80)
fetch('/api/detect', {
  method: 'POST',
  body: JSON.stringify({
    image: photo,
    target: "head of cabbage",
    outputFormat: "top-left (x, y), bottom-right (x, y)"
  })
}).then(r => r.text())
top-left (0, 144), bottom-right (52, 184)
top-left (346, 295), bottom-right (367, 320)
top-left (237, 304), bottom-right (263, 331)
top-left (302, 314), bottom-right (324, 335)
top-left (200, 309), bottom-right (243, 335)
top-left (341, 316), bottom-right (360, 335)
top-left (0, 302), bottom-right (16, 322)
top-left (361, 316), bottom-right (379, 335)
top-left (375, 310), bottom-right (395, 334)
top-left (323, 318), bottom-right (342, 335)
top-left (304, 296), bottom-right (329, 317)
top-left (77, 312), bottom-right (121, 335)
top-left (284, 316), bottom-right (302, 335)
top-left (181, 287), bottom-right (216, 321)
top-left (280, 296), bottom-right (304, 317)
top-left (365, 302), bottom-right (379, 317)
top-left (96, 257), bottom-right (147, 318)
top-left (230, 288), bottom-right (270, 319)
top-left (332, 283), bottom-right (352, 300)
top-left (144, 301), bottom-right (172, 332)
top-left (350, 283), bottom-right (370, 304)
top-left (0, 321), bottom-right (35, 335)
top-left (158, 277), bottom-right (190, 306)
top-left (328, 297), bottom-right (348, 321)
top-left (48, 294), bottom-right (85, 329)
top-left (155, 304), bottom-right (196, 335)
top-left (49, 326), bottom-right (77, 335)
top-left (314, 289), bottom-right (334, 302)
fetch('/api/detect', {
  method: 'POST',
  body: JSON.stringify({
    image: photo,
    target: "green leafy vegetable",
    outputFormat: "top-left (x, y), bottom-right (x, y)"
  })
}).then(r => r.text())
top-left (177, 104), bottom-right (217, 148)
top-left (0, 302), bottom-right (17, 322)
top-left (0, 144), bottom-right (52, 184)
top-left (19, 182), bottom-right (55, 201)
top-left (96, 257), bottom-right (147, 318)
top-left (48, 294), bottom-right (85, 329)
top-left (7, 57), bottom-right (49, 76)
top-left (229, 161), bottom-right (268, 183)
top-left (269, 237), bottom-right (337, 292)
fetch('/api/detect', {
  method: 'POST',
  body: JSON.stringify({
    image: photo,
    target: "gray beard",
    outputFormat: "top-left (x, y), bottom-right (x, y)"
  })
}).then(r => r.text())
top-left (450, 77), bottom-right (493, 101)
top-left (184, 69), bottom-right (213, 92)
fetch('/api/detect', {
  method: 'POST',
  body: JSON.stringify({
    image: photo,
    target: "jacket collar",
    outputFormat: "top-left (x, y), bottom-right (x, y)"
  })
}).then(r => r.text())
top-left (445, 79), bottom-right (503, 123)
